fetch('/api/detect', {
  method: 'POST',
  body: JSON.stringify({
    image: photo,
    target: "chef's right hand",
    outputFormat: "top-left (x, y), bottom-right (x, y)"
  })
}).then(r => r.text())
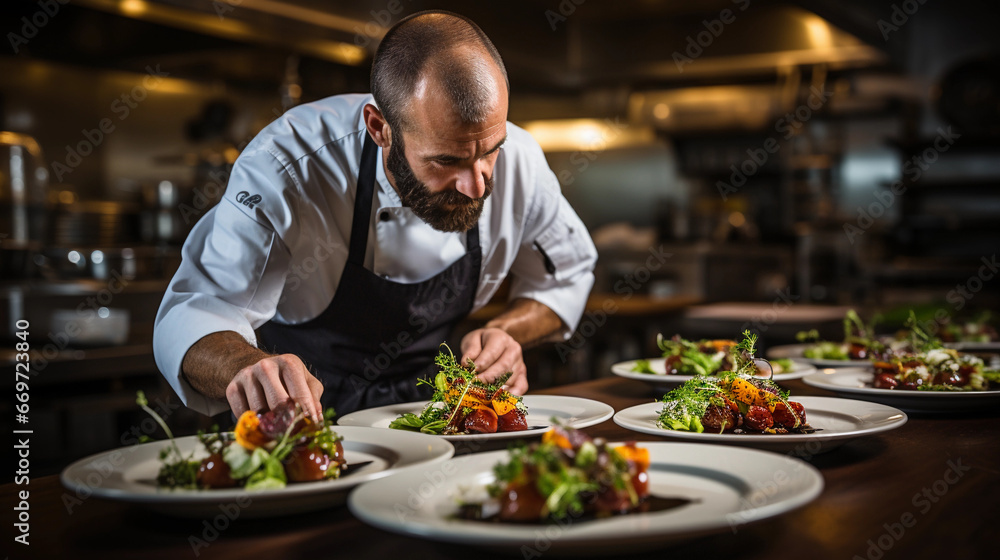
top-left (225, 354), bottom-right (324, 421)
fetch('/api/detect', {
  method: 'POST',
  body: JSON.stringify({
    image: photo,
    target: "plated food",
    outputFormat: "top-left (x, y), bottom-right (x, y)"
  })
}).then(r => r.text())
top-left (802, 368), bottom-right (1000, 413)
top-left (871, 315), bottom-right (999, 392)
top-left (61, 400), bottom-right (455, 518)
top-left (631, 334), bottom-right (797, 377)
top-left (339, 395), bottom-right (614, 441)
top-left (138, 392), bottom-right (344, 490)
top-left (654, 333), bottom-right (813, 435)
top-left (348, 440), bottom-right (824, 553)
top-left (614, 396), bottom-right (907, 453)
top-left (388, 345), bottom-right (527, 435)
top-left (872, 348), bottom-right (997, 391)
top-left (457, 425), bottom-right (654, 522)
top-left (928, 311), bottom-right (997, 344)
top-left (797, 309), bottom-right (888, 362)
top-left (614, 331), bottom-right (815, 387)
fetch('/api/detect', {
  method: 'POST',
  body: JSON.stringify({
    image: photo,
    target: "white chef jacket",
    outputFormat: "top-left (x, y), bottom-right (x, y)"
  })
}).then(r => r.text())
top-left (154, 93), bottom-right (597, 415)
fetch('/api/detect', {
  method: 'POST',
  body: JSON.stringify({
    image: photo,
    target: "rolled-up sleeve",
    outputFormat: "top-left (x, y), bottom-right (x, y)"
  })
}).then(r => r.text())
top-left (508, 156), bottom-right (597, 340)
top-left (153, 152), bottom-right (294, 415)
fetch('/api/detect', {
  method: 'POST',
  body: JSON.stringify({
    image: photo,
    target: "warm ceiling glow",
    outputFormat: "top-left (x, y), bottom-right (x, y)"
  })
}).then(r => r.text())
top-left (520, 119), bottom-right (656, 152)
top-left (653, 103), bottom-right (671, 119)
top-left (805, 15), bottom-right (833, 49)
top-left (119, 0), bottom-right (148, 17)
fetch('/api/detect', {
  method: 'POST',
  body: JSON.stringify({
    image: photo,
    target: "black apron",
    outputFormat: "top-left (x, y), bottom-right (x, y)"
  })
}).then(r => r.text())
top-left (256, 133), bottom-right (482, 415)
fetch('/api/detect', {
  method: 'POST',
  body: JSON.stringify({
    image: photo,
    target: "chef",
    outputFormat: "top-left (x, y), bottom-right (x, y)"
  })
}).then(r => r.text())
top-left (153, 11), bottom-right (597, 420)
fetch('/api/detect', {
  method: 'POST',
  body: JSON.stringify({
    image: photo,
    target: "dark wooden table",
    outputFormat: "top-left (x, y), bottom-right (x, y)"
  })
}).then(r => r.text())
top-left (3, 377), bottom-right (996, 560)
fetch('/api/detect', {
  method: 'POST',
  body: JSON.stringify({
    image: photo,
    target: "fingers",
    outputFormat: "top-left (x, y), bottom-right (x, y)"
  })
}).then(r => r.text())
top-left (466, 329), bottom-right (507, 376)
top-left (305, 374), bottom-right (325, 419)
top-left (507, 362), bottom-right (529, 396)
top-left (476, 342), bottom-right (522, 383)
top-left (257, 359), bottom-right (290, 411)
top-left (226, 381), bottom-right (250, 418)
top-left (460, 330), bottom-right (485, 366)
top-left (279, 356), bottom-right (322, 421)
top-left (242, 372), bottom-right (270, 412)
top-left (468, 329), bottom-right (526, 394)
top-left (224, 355), bottom-right (323, 420)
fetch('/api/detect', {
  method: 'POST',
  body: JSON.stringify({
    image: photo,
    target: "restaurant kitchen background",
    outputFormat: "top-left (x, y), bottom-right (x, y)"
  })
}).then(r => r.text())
top-left (2, 0), bottom-right (998, 473)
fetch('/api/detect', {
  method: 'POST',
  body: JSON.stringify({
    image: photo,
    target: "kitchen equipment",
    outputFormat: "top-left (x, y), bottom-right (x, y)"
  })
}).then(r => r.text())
top-left (48, 307), bottom-right (130, 346)
top-left (47, 200), bottom-right (141, 247)
top-left (1, 130), bottom-right (48, 279)
top-left (33, 245), bottom-right (182, 281)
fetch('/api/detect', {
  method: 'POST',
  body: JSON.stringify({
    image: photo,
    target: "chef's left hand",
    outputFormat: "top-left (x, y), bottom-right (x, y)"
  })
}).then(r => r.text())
top-left (460, 327), bottom-right (529, 395)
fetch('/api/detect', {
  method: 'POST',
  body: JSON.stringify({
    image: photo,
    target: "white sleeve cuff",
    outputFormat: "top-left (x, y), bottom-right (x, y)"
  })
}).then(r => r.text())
top-left (509, 271), bottom-right (595, 341)
top-left (153, 298), bottom-right (259, 416)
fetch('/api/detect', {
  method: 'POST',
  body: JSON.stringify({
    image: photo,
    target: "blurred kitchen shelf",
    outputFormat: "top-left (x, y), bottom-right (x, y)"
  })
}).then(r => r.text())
top-left (886, 136), bottom-right (1000, 153)
top-left (880, 179), bottom-right (1000, 189)
top-left (0, 343), bottom-right (156, 386)
top-left (468, 294), bottom-right (701, 322)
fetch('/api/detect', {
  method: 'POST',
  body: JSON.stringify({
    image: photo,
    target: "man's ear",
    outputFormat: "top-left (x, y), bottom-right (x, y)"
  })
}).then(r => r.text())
top-left (363, 104), bottom-right (393, 149)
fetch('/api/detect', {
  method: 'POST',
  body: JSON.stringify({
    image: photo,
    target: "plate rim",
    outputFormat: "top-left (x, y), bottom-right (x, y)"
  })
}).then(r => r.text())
top-left (347, 441), bottom-right (824, 547)
top-left (612, 395), bottom-right (908, 443)
top-left (336, 394), bottom-right (615, 440)
top-left (610, 358), bottom-right (817, 383)
top-left (59, 425), bottom-right (455, 504)
top-left (802, 367), bottom-right (1000, 399)
top-left (765, 343), bottom-right (870, 367)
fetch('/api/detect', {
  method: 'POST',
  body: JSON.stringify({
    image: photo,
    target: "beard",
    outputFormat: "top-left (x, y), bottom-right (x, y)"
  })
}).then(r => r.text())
top-left (386, 134), bottom-right (492, 233)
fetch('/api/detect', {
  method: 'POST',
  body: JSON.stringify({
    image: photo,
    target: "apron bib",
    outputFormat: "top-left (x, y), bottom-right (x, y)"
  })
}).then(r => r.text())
top-left (257, 133), bottom-right (482, 414)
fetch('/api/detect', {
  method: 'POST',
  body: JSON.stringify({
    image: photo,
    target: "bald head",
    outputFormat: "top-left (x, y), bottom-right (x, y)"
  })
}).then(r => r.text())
top-left (371, 11), bottom-right (509, 134)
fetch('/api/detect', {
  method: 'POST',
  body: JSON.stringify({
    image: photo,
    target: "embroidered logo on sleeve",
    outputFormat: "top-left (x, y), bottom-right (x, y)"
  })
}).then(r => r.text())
top-left (235, 191), bottom-right (262, 209)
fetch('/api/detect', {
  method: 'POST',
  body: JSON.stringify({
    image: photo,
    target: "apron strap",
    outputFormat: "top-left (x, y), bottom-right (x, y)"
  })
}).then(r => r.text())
top-left (347, 132), bottom-right (378, 266)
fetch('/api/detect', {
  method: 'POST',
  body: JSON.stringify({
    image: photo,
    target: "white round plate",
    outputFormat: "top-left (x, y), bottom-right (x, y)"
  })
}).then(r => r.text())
top-left (348, 442), bottom-right (823, 554)
top-left (611, 358), bottom-right (816, 386)
top-left (337, 395), bottom-right (614, 440)
top-left (944, 341), bottom-right (1000, 351)
top-left (613, 396), bottom-right (907, 453)
top-left (59, 426), bottom-right (454, 518)
top-left (766, 343), bottom-right (870, 367)
top-left (802, 367), bottom-right (1000, 412)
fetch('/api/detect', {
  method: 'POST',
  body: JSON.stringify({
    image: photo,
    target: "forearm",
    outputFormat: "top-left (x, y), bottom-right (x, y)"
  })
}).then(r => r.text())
top-left (485, 298), bottom-right (564, 348)
top-left (181, 331), bottom-right (271, 400)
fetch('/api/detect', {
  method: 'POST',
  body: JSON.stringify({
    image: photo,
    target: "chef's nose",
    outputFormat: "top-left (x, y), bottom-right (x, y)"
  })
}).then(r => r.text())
top-left (455, 161), bottom-right (488, 199)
